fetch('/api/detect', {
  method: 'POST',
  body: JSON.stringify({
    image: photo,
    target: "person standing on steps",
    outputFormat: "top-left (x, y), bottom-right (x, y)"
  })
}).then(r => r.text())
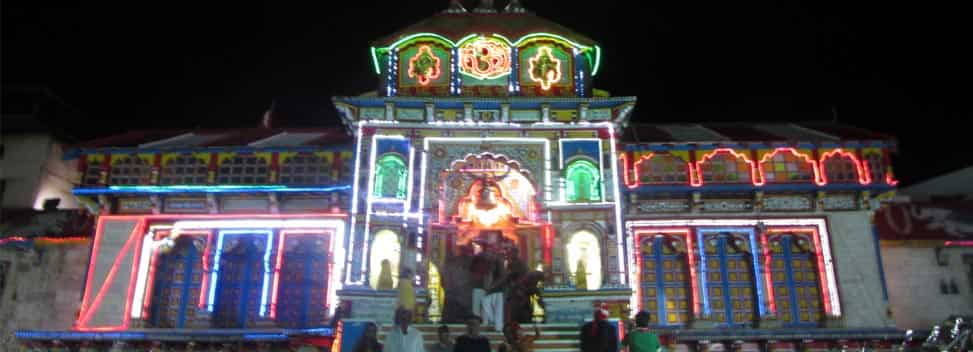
top-left (622, 311), bottom-right (662, 352)
top-left (454, 317), bottom-right (491, 352)
top-left (580, 307), bottom-right (618, 352)
top-left (384, 307), bottom-right (425, 352)
top-left (498, 322), bottom-right (541, 352)
top-left (430, 324), bottom-right (455, 352)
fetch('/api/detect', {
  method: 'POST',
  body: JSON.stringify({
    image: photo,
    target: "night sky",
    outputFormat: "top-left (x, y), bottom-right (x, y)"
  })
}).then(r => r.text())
top-left (2, 1), bottom-right (969, 185)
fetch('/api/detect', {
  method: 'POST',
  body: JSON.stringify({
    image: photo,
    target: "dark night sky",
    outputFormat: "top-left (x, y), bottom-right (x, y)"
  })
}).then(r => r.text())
top-left (2, 1), bottom-right (970, 185)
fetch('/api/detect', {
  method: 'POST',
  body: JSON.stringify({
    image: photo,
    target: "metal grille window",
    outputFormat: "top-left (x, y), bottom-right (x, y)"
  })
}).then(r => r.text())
top-left (110, 156), bottom-right (152, 185)
top-left (217, 155), bottom-right (270, 184)
top-left (865, 152), bottom-right (886, 184)
top-left (701, 233), bottom-right (758, 326)
top-left (275, 235), bottom-right (330, 328)
top-left (822, 154), bottom-right (860, 184)
top-left (280, 154), bottom-right (331, 185)
top-left (213, 234), bottom-right (271, 328)
top-left (161, 155), bottom-right (209, 185)
top-left (768, 233), bottom-right (823, 327)
top-left (640, 235), bottom-right (692, 326)
top-left (150, 236), bottom-right (208, 328)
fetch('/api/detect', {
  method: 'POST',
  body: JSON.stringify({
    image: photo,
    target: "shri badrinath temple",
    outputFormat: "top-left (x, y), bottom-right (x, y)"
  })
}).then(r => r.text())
top-left (13, 1), bottom-right (905, 350)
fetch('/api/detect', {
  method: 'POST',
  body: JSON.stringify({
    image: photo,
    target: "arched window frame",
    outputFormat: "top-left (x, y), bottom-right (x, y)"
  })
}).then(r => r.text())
top-left (819, 149), bottom-right (868, 185)
top-left (372, 154), bottom-right (408, 199)
top-left (757, 148), bottom-right (818, 185)
top-left (697, 230), bottom-right (764, 327)
top-left (637, 233), bottom-right (694, 326)
top-left (211, 231), bottom-right (273, 328)
top-left (565, 230), bottom-right (602, 290)
top-left (148, 235), bottom-right (209, 328)
top-left (764, 232), bottom-right (824, 327)
top-left (636, 153), bottom-right (691, 185)
top-left (696, 149), bottom-right (756, 185)
top-left (564, 158), bottom-right (601, 202)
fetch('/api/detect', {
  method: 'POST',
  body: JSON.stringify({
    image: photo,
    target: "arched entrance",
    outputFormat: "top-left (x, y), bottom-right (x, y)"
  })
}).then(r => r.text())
top-left (429, 153), bottom-right (551, 323)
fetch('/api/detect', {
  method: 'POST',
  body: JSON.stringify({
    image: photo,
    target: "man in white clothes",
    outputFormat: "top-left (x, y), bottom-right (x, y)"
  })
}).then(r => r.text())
top-left (384, 307), bottom-right (426, 352)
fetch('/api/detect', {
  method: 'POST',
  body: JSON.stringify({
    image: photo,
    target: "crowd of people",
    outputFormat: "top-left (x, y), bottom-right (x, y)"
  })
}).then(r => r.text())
top-left (352, 306), bottom-right (663, 352)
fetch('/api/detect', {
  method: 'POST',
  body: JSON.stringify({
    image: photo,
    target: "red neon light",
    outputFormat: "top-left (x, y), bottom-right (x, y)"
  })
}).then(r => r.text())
top-left (141, 230), bottom-right (211, 318)
top-left (0, 236), bottom-right (90, 245)
top-left (766, 227), bottom-right (832, 316)
top-left (0, 236), bottom-right (28, 245)
top-left (619, 154), bottom-right (637, 189)
top-left (694, 148), bottom-right (760, 186)
top-left (407, 45), bottom-right (442, 86)
top-left (121, 220), bottom-right (148, 329)
top-left (756, 148), bottom-right (823, 186)
top-left (77, 218), bottom-right (144, 329)
top-left (198, 232), bottom-right (215, 310)
top-left (819, 148), bottom-right (871, 185)
top-left (527, 46), bottom-right (562, 90)
top-left (633, 229), bottom-right (699, 317)
top-left (885, 172), bottom-right (899, 186)
top-left (632, 152), bottom-right (694, 187)
top-left (79, 218), bottom-right (109, 323)
top-left (945, 240), bottom-right (973, 247)
top-left (271, 230), bottom-right (333, 320)
top-left (758, 231), bottom-right (777, 315)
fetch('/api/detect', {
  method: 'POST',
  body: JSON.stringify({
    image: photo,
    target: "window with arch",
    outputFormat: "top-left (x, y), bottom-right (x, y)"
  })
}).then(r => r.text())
top-left (566, 231), bottom-right (602, 290)
top-left (700, 232), bottom-right (758, 326)
top-left (864, 152), bottom-right (886, 184)
top-left (639, 234), bottom-right (692, 326)
top-left (275, 234), bottom-right (330, 328)
top-left (110, 156), bottom-right (153, 185)
top-left (217, 155), bottom-right (270, 184)
top-left (372, 154), bottom-right (408, 199)
top-left (761, 152), bottom-right (814, 183)
top-left (368, 230), bottom-right (401, 290)
top-left (149, 235), bottom-right (209, 328)
top-left (160, 155), bottom-right (209, 185)
top-left (565, 159), bottom-right (601, 202)
top-left (213, 234), bottom-right (271, 328)
top-left (638, 154), bottom-right (689, 184)
top-left (821, 153), bottom-right (860, 184)
top-left (699, 152), bottom-right (752, 184)
top-left (767, 233), bottom-right (823, 327)
top-left (280, 153), bottom-right (331, 185)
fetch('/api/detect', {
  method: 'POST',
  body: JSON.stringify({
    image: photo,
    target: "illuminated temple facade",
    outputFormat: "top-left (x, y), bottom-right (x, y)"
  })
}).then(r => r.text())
top-left (16, 1), bottom-right (905, 351)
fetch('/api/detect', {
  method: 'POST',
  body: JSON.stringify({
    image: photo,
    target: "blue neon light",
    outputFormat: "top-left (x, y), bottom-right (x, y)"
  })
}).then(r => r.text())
top-left (209, 230), bottom-right (275, 319)
top-left (696, 227), bottom-right (767, 322)
top-left (72, 184), bottom-right (351, 195)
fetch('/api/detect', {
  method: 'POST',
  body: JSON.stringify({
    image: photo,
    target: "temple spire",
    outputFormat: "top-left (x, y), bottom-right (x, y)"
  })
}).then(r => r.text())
top-left (473, 0), bottom-right (497, 13)
top-left (504, 0), bottom-right (527, 13)
top-left (445, 0), bottom-right (468, 13)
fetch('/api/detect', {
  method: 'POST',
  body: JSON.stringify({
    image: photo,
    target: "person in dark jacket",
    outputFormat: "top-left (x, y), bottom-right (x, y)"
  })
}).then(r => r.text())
top-left (454, 317), bottom-right (491, 352)
top-left (579, 307), bottom-right (618, 352)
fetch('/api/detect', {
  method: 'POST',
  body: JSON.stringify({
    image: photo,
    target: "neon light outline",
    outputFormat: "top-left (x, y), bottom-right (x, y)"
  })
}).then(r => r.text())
top-left (633, 229), bottom-right (699, 319)
top-left (694, 148), bottom-right (760, 186)
top-left (270, 230), bottom-right (333, 320)
top-left (527, 46), bottom-right (562, 90)
top-left (631, 152), bottom-right (693, 187)
top-left (370, 47), bottom-right (381, 74)
top-left (695, 227), bottom-right (766, 322)
top-left (208, 229), bottom-right (274, 317)
top-left (407, 45), bottom-right (443, 86)
top-left (607, 126), bottom-right (627, 288)
top-left (626, 218), bottom-right (841, 317)
top-left (757, 147), bottom-right (823, 186)
top-left (819, 148), bottom-right (871, 185)
top-left (458, 36), bottom-right (512, 80)
top-left (765, 227), bottom-right (834, 317)
top-left (76, 218), bottom-right (145, 330)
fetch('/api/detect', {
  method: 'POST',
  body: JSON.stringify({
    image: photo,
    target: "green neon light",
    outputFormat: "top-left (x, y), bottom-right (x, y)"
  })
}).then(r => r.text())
top-left (370, 47), bottom-right (381, 75)
top-left (591, 45), bottom-right (602, 76)
top-left (387, 32), bottom-right (458, 51)
top-left (455, 33), bottom-right (480, 46)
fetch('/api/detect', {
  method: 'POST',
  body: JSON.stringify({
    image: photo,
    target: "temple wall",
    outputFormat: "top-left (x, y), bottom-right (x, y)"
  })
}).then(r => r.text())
top-left (824, 211), bottom-right (895, 328)
top-left (881, 246), bottom-right (973, 329)
top-left (0, 243), bottom-right (90, 350)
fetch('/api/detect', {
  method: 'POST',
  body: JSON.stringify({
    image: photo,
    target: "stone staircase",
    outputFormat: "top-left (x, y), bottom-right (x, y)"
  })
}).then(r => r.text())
top-left (379, 323), bottom-right (581, 352)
